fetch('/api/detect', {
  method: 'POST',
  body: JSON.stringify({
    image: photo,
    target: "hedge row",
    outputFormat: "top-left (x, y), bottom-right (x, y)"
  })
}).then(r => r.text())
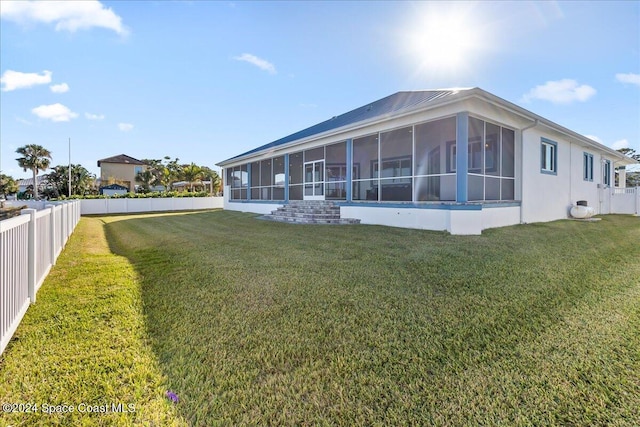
top-left (53, 191), bottom-right (213, 200)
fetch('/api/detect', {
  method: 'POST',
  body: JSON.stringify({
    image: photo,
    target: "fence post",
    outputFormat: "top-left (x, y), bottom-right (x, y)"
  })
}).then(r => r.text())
top-left (21, 208), bottom-right (37, 304)
top-left (63, 203), bottom-right (69, 245)
top-left (46, 204), bottom-right (57, 265)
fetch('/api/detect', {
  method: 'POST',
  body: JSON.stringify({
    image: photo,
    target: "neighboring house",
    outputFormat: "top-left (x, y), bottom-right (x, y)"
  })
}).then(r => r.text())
top-left (173, 180), bottom-right (214, 193)
top-left (216, 88), bottom-right (637, 234)
top-left (16, 176), bottom-right (49, 195)
top-left (97, 154), bottom-right (146, 192)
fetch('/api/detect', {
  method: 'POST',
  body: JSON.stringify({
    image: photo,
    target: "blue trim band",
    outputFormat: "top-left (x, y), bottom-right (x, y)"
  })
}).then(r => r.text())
top-left (229, 200), bottom-right (284, 204)
top-left (336, 201), bottom-right (484, 211)
top-left (284, 153), bottom-right (290, 202)
top-left (346, 139), bottom-right (353, 202)
top-left (246, 164), bottom-right (252, 200)
top-left (456, 112), bottom-right (468, 202)
top-left (227, 199), bottom-right (521, 210)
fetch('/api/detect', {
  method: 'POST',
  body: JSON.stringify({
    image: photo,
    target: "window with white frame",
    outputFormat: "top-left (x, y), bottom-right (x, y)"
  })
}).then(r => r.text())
top-left (541, 139), bottom-right (557, 174)
top-left (583, 153), bottom-right (594, 181)
top-left (603, 160), bottom-right (611, 186)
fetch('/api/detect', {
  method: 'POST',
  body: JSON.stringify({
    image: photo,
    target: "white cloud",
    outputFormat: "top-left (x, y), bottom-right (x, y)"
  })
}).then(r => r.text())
top-left (1, 69), bottom-right (52, 91)
top-left (611, 139), bottom-right (629, 150)
top-left (615, 73), bottom-right (640, 87)
top-left (31, 103), bottom-right (78, 122)
top-left (234, 53), bottom-right (277, 74)
top-left (0, 0), bottom-right (129, 36)
top-left (521, 79), bottom-right (596, 104)
top-left (85, 112), bottom-right (105, 120)
top-left (584, 135), bottom-right (603, 144)
top-left (118, 122), bottom-right (134, 132)
top-left (50, 82), bottom-right (69, 93)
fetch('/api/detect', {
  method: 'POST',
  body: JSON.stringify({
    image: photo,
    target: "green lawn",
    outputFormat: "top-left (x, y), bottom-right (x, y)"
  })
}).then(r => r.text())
top-left (1, 211), bottom-right (639, 426)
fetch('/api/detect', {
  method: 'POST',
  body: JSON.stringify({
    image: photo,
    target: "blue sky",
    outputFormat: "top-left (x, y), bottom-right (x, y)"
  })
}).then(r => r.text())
top-left (1, 0), bottom-right (639, 179)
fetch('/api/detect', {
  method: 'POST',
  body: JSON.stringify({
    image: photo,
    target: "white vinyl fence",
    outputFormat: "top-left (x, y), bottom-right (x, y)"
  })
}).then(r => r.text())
top-left (1, 200), bottom-right (81, 355)
top-left (610, 187), bottom-right (639, 215)
top-left (80, 196), bottom-right (223, 215)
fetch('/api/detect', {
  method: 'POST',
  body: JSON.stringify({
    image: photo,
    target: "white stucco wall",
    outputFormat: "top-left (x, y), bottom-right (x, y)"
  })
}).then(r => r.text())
top-left (481, 206), bottom-right (521, 230)
top-left (521, 130), bottom-right (570, 223)
top-left (569, 143), bottom-right (601, 211)
top-left (225, 202), bottom-right (281, 215)
top-left (340, 205), bottom-right (450, 232)
top-left (520, 129), bottom-right (617, 223)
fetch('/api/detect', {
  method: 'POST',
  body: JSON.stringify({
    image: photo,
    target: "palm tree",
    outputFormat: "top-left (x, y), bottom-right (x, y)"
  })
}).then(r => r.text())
top-left (16, 144), bottom-right (52, 200)
top-left (135, 170), bottom-right (157, 193)
top-left (71, 164), bottom-right (96, 195)
top-left (200, 166), bottom-right (222, 195)
top-left (181, 163), bottom-right (203, 192)
top-left (46, 164), bottom-right (96, 196)
top-left (161, 157), bottom-right (182, 191)
top-left (209, 170), bottom-right (222, 195)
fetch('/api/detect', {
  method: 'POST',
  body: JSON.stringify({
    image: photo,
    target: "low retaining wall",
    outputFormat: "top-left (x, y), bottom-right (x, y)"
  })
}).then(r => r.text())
top-left (80, 197), bottom-right (224, 215)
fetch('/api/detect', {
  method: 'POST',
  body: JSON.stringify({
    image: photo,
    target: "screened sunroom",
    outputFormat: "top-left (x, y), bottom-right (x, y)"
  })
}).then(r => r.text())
top-left (224, 114), bottom-right (516, 205)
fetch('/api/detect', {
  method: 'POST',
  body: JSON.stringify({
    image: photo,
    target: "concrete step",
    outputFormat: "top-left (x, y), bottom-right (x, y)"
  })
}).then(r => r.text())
top-left (271, 212), bottom-right (342, 219)
top-left (268, 216), bottom-right (360, 225)
top-left (263, 200), bottom-right (360, 225)
top-left (273, 207), bottom-right (340, 214)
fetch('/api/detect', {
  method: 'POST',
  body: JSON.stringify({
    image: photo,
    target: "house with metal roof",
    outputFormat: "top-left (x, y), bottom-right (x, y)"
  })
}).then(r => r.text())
top-left (97, 154), bottom-right (146, 192)
top-left (16, 175), bottom-right (49, 194)
top-left (217, 88), bottom-right (637, 234)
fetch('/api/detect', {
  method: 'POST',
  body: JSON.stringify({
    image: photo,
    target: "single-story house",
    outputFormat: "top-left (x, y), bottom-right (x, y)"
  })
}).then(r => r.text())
top-left (97, 154), bottom-right (147, 192)
top-left (172, 180), bottom-right (215, 193)
top-left (216, 88), bottom-right (637, 234)
top-left (16, 176), bottom-right (49, 195)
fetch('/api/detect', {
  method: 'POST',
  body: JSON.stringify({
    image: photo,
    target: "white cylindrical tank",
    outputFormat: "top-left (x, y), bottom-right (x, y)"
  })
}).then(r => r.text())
top-left (570, 205), bottom-right (595, 219)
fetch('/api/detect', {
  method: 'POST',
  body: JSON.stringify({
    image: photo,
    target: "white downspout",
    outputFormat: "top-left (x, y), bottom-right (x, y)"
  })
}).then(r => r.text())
top-left (570, 142), bottom-right (573, 213)
top-left (598, 155), bottom-right (603, 214)
top-left (520, 119), bottom-right (538, 224)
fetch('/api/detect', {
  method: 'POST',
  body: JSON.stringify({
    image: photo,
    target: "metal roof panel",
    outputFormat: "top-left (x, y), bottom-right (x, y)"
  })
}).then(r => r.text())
top-left (219, 90), bottom-right (466, 164)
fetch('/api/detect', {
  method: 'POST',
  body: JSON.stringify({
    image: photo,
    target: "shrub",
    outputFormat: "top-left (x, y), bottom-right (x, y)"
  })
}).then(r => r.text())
top-left (52, 191), bottom-right (211, 201)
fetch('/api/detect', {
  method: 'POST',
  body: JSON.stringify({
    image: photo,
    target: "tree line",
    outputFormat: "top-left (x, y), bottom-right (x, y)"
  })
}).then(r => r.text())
top-left (0, 144), bottom-right (222, 200)
top-left (133, 157), bottom-right (221, 194)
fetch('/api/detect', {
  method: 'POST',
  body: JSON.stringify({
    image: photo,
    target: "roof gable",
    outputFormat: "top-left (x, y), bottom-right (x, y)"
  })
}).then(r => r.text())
top-left (97, 154), bottom-right (145, 167)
